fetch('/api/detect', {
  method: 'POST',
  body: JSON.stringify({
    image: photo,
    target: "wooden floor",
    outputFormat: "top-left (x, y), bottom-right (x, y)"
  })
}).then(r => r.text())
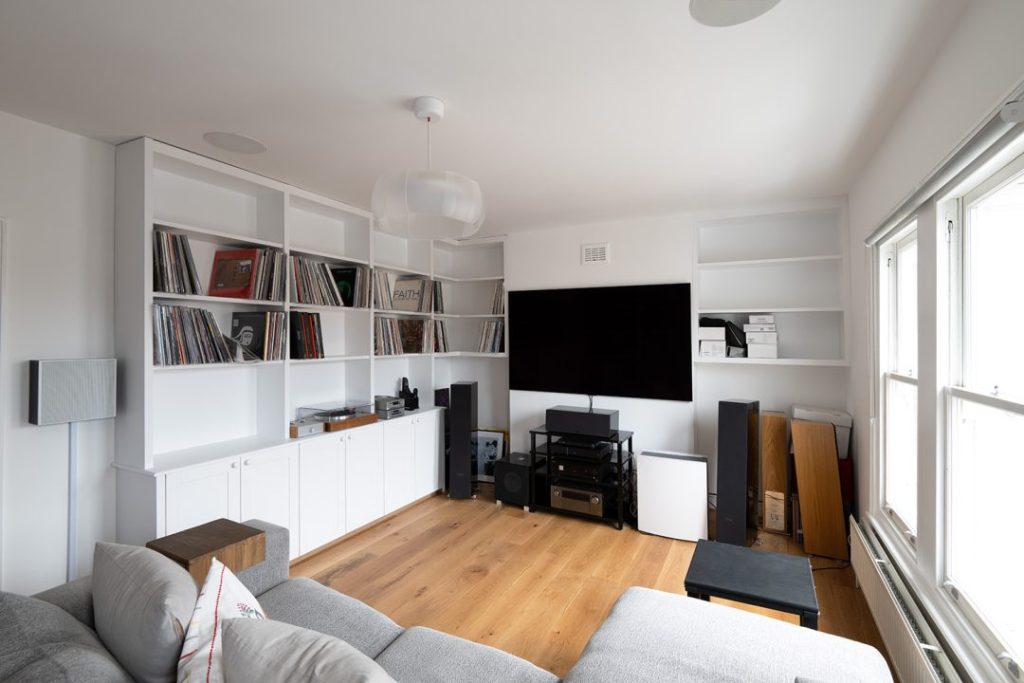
top-left (291, 489), bottom-right (889, 678)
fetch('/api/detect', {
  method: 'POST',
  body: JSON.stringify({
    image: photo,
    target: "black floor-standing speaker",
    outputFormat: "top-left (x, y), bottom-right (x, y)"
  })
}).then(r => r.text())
top-left (717, 399), bottom-right (760, 546)
top-left (448, 381), bottom-right (477, 499)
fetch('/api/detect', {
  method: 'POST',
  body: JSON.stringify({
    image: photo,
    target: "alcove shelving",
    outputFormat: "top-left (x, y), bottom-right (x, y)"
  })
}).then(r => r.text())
top-left (694, 207), bottom-right (849, 367)
top-left (115, 137), bottom-right (509, 479)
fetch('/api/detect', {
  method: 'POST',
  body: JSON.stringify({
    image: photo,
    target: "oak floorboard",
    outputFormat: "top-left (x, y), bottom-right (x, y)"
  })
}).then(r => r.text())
top-left (290, 490), bottom-right (891, 678)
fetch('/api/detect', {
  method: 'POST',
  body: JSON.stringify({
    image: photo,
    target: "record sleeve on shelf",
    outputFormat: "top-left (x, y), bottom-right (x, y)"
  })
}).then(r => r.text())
top-left (392, 276), bottom-right (431, 312)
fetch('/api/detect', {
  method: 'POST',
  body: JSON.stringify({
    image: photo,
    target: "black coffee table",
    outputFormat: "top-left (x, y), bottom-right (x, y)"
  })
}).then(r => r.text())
top-left (684, 539), bottom-right (820, 629)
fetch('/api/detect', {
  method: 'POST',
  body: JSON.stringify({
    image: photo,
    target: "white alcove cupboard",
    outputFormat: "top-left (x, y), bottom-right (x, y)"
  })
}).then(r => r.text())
top-left (113, 138), bottom-right (507, 558)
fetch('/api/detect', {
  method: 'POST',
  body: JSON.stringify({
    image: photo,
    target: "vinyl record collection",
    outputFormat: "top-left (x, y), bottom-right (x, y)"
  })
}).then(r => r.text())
top-left (153, 230), bottom-right (202, 295)
top-left (391, 276), bottom-right (433, 312)
top-left (434, 320), bottom-right (450, 353)
top-left (399, 319), bottom-right (431, 354)
top-left (432, 281), bottom-right (445, 313)
top-left (289, 311), bottom-right (324, 359)
top-left (490, 281), bottom-right (505, 315)
top-left (375, 317), bottom-right (402, 355)
top-left (372, 270), bottom-right (393, 310)
top-left (290, 256), bottom-right (343, 306)
top-left (209, 248), bottom-right (285, 301)
top-left (375, 316), bottom-right (432, 355)
top-left (152, 304), bottom-right (233, 366)
top-left (230, 312), bottom-right (286, 361)
top-left (330, 264), bottom-right (371, 308)
top-left (478, 320), bottom-right (505, 353)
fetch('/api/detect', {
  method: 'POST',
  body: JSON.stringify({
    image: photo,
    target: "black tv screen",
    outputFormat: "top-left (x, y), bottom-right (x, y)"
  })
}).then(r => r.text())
top-left (508, 283), bottom-right (692, 402)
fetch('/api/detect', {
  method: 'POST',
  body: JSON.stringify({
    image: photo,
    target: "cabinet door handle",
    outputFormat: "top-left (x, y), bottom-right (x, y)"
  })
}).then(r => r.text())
top-left (243, 459), bottom-right (251, 466)
top-left (230, 462), bottom-right (238, 469)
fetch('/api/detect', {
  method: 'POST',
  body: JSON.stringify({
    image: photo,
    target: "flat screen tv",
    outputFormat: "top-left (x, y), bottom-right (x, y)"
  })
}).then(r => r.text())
top-left (508, 283), bottom-right (692, 402)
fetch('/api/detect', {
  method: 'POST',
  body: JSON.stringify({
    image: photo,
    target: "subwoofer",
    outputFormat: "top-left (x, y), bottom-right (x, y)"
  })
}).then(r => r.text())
top-left (495, 452), bottom-right (533, 507)
top-left (448, 381), bottom-right (477, 499)
top-left (717, 399), bottom-right (759, 546)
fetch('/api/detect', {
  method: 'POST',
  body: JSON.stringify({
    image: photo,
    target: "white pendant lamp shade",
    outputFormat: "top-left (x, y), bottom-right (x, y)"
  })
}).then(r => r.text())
top-left (372, 168), bottom-right (484, 240)
top-left (373, 96), bottom-right (485, 240)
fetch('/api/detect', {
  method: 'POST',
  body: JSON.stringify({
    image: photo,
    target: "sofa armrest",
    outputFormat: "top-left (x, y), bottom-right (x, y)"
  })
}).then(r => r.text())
top-left (237, 519), bottom-right (290, 597)
top-left (32, 575), bottom-right (95, 629)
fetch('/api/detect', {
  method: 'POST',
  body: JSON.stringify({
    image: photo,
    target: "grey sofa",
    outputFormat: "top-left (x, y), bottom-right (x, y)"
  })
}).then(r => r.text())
top-left (8, 520), bottom-right (892, 682)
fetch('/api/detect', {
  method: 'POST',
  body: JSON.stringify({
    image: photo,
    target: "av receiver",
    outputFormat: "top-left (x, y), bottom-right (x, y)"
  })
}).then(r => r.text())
top-left (550, 482), bottom-right (605, 518)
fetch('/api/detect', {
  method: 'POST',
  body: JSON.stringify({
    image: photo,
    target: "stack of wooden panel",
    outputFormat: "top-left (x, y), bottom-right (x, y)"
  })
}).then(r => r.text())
top-left (792, 419), bottom-right (848, 560)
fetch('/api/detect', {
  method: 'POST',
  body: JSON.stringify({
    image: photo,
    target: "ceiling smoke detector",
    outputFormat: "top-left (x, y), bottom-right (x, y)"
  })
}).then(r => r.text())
top-left (202, 131), bottom-right (268, 154)
top-left (690, 0), bottom-right (782, 27)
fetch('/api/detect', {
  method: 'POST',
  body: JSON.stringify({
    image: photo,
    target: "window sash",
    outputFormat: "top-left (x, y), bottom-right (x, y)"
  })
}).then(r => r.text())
top-left (943, 386), bottom-right (1024, 671)
top-left (882, 372), bottom-right (918, 541)
top-left (960, 153), bottom-right (1024, 399)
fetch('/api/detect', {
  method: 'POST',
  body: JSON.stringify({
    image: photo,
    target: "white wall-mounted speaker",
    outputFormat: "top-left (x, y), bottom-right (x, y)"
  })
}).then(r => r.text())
top-left (29, 358), bottom-right (117, 426)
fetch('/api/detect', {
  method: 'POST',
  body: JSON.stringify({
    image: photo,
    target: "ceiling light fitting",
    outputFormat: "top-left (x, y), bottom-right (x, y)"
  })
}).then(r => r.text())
top-left (372, 96), bottom-right (485, 240)
top-left (689, 0), bottom-right (781, 27)
top-left (202, 131), bottom-right (267, 154)
top-left (1000, 99), bottom-right (1024, 124)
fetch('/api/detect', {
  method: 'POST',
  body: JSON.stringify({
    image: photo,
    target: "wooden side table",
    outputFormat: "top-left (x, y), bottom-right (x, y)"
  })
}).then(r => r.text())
top-left (146, 518), bottom-right (266, 586)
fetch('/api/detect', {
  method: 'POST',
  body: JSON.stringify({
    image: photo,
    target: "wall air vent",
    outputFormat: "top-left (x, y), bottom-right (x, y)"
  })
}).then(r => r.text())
top-left (581, 242), bottom-right (610, 265)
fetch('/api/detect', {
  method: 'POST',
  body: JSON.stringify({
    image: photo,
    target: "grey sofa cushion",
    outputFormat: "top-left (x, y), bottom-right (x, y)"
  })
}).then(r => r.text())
top-left (92, 542), bottom-right (197, 683)
top-left (258, 577), bottom-right (403, 659)
top-left (222, 617), bottom-right (396, 683)
top-left (33, 575), bottom-right (95, 629)
top-left (564, 587), bottom-right (892, 683)
top-left (376, 626), bottom-right (558, 683)
top-left (0, 592), bottom-right (132, 683)
top-left (238, 519), bottom-right (291, 596)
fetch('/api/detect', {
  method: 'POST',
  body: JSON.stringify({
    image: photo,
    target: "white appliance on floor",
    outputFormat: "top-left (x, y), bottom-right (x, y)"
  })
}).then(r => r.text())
top-left (637, 451), bottom-right (708, 541)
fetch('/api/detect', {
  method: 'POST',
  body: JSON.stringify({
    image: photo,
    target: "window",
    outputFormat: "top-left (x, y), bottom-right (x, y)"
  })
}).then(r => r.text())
top-left (945, 151), bottom-right (1024, 668)
top-left (879, 222), bottom-right (918, 538)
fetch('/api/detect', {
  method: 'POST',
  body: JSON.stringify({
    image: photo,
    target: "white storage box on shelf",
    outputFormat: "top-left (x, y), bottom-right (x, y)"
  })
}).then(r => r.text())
top-left (697, 326), bottom-right (726, 341)
top-left (637, 451), bottom-right (708, 542)
top-left (792, 405), bottom-right (853, 459)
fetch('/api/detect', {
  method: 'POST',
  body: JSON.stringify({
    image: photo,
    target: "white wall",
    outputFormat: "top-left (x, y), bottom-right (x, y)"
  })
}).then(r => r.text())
top-left (505, 210), bottom-right (851, 494)
top-left (847, 0), bottom-right (1024, 516)
top-left (0, 110), bottom-right (115, 594)
top-left (505, 215), bottom-right (697, 459)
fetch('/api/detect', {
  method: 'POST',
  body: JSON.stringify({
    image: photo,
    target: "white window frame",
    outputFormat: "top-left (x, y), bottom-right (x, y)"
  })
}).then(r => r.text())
top-left (940, 149), bottom-right (1024, 679)
top-left (877, 220), bottom-right (919, 548)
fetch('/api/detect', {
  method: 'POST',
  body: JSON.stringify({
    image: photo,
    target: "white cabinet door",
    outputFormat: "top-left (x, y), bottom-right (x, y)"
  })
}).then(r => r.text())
top-left (345, 422), bottom-right (384, 532)
top-left (298, 436), bottom-right (346, 556)
top-left (240, 444), bottom-right (299, 558)
top-left (413, 411), bottom-right (441, 499)
top-left (383, 418), bottom-right (416, 514)
top-left (165, 459), bottom-right (241, 535)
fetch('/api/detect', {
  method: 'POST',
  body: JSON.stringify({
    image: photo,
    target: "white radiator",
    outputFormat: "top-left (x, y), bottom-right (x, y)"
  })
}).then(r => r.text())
top-left (850, 519), bottom-right (958, 683)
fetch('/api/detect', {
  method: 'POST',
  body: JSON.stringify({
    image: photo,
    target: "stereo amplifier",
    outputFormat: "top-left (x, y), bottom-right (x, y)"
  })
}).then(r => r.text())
top-left (375, 395), bottom-right (404, 412)
top-left (550, 482), bottom-right (605, 518)
top-left (550, 458), bottom-right (611, 483)
top-left (548, 439), bottom-right (612, 460)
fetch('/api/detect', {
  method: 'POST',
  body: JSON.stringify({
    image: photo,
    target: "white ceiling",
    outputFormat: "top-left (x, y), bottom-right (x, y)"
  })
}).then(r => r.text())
top-left (0, 0), bottom-right (966, 234)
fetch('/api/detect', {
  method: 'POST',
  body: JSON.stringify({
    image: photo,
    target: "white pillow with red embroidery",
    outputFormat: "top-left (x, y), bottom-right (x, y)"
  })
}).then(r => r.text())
top-left (177, 557), bottom-right (266, 683)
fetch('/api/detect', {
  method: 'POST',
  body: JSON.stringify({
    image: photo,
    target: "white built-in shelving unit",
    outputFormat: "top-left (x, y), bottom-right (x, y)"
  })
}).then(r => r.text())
top-left (694, 207), bottom-right (848, 367)
top-left (113, 138), bottom-right (507, 550)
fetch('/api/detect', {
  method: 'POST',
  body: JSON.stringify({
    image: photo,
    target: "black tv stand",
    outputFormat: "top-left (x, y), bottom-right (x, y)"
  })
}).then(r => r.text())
top-left (528, 424), bottom-right (634, 530)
